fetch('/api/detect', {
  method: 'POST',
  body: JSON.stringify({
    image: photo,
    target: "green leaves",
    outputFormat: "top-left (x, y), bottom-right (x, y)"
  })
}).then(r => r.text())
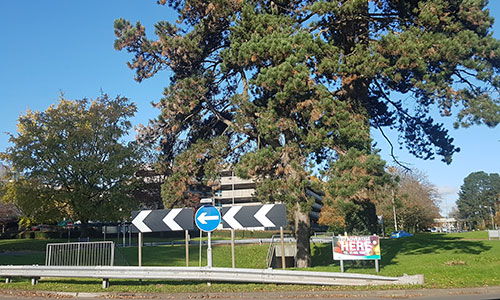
top-left (457, 171), bottom-right (500, 227)
top-left (115, 0), bottom-right (500, 264)
top-left (1, 95), bottom-right (141, 225)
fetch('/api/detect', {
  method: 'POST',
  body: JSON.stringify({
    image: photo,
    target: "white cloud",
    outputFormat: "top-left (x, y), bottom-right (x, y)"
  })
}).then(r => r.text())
top-left (437, 185), bottom-right (459, 197)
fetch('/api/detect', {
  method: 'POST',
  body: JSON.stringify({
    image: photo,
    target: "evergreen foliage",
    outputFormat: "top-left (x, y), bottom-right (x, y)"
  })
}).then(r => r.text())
top-left (457, 171), bottom-right (500, 229)
top-left (115, 0), bottom-right (500, 267)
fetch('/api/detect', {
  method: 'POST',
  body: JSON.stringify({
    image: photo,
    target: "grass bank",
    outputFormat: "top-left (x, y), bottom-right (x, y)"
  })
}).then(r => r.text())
top-left (0, 232), bottom-right (498, 292)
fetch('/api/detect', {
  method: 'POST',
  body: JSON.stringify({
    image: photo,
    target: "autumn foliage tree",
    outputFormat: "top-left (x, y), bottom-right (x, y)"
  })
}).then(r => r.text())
top-left (115, 0), bottom-right (500, 267)
top-left (1, 95), bottom-right (141, 237)
top-left (377, 167), bottom-right (441, 233)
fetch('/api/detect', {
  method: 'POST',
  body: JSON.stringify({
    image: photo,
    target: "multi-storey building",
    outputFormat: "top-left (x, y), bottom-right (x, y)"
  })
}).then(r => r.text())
top-left (214, 169), bottom-right (256, 206)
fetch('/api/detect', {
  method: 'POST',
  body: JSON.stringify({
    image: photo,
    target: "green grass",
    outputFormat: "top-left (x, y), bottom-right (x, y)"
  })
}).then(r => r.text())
top-left (0, 231), bottom-right (499, 292)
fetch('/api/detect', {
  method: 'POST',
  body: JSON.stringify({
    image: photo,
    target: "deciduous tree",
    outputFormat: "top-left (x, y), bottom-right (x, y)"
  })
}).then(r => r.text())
top-left (1, 95), bottom-right (141, 237)
top-left (379, 168), bottom-right (441, 233)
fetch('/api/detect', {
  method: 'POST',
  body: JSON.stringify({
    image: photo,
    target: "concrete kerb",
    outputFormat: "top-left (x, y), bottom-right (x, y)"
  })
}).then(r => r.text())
top-left (1, 286), bottom-right (500, 299)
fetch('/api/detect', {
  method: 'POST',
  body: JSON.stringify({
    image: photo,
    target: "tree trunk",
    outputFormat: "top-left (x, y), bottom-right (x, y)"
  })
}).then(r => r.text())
top-left (294, 202), bottom-right (311, 268)
top-left (80, 220), bottom-right (89, 238)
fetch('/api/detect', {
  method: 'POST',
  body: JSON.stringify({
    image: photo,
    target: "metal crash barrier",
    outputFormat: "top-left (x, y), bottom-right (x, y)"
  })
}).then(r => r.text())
top-left (0, 265), bottom-right (424, 289)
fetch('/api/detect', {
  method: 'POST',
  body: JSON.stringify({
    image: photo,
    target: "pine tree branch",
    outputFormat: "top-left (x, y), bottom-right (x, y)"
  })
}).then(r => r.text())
top-left (374, 122), bottom-right (411, 172)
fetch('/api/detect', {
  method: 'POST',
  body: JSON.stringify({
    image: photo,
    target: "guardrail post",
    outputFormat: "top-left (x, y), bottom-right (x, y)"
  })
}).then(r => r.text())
top-left (102, 278), bottom-right (109, 289)
top-left (5, 278), bottom-right (11, 284)
top-left (31, 277), bottom-right (39, 285)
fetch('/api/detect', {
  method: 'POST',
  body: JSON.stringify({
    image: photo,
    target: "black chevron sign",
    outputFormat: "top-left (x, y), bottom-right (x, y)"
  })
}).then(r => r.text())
top-left (221, 204), bottom-right (286, 230)
top-left (130, 208), bottom-right (194, 233)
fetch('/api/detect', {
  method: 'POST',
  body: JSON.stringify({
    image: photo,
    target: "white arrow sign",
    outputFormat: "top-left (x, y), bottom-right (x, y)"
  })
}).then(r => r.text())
top-left (222, 206), bottom-right (243, 229)
top-left (197, 212), bottom-right (220, 225)
top-left (254, 204), bottom-right (276, 227)
top-left (162, 208), bottom-right (183, 231)
top-left (132, 210), bottom-right (152, 233)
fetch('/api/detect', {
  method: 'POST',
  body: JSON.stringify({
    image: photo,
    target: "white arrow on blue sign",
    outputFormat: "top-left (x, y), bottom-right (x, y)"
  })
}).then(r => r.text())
top-left (195, 205), bottom-right (221, 232)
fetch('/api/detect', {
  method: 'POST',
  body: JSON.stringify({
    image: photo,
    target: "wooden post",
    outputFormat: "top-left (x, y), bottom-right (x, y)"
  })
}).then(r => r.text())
top-left (185, 230), bottom-right (189, 267)
top-left (138, 232), bottom-right (143, 267)
top-left (199, 230), bottom-right (203, 267)
top-left (231, 228), bottom-right (235, 268)
top-left (280, 226), bottom-right (286, 270)
top-left (138, 232), bottom-right (143, 284)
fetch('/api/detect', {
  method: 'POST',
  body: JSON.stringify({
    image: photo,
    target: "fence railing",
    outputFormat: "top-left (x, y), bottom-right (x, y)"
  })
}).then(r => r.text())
top-left (266, 234), bottom-right (295, 268)
top-left (45, 241), bottom-right (114, 266)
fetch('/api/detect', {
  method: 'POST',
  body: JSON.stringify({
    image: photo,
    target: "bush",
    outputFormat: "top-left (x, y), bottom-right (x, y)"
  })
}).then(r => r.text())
top-left (17, 230), bottom-right (65, 239)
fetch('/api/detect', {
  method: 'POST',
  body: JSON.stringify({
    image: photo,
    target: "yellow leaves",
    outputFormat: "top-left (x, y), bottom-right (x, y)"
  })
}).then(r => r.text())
top-left (318, 203), bottom-right (345, 227)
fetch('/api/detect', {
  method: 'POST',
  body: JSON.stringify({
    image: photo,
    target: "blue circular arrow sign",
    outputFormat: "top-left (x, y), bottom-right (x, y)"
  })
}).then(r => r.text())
top-left (195, 205), bottom-right (221, 232)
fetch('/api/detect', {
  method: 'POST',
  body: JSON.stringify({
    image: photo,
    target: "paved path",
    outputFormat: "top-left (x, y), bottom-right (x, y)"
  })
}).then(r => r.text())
top-left (1, 286), bottom-right (500, 299)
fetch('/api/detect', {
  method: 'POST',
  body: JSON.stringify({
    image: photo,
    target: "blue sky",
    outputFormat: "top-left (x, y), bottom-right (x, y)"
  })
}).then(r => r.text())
top-left (1, 1), bottom-right (499, 217)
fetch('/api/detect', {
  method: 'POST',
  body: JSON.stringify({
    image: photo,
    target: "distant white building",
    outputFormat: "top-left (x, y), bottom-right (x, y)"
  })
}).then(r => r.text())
top-left (433, 218), bottom-right (460, 232)
top-left (214, 169), bottom-right (256, 206)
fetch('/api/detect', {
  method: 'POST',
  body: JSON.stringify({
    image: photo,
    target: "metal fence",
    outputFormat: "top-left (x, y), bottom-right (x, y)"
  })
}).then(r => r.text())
top-left (45, 241), bottom-right (115, 266)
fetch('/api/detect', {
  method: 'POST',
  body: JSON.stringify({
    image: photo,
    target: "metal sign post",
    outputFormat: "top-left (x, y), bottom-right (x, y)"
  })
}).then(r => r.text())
top-left (195, 205), bottom-right (221, 268)
top-left (207, 231), bottom-right (212, 267)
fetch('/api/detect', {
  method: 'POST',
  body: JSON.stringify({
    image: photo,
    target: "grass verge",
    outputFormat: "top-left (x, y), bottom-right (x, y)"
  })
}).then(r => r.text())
top-left (0, 232), bottom-right (498, 292)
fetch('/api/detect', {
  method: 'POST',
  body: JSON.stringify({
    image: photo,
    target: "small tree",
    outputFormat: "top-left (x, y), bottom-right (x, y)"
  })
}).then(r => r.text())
top-left (1, 95), bottom-right (141, 237)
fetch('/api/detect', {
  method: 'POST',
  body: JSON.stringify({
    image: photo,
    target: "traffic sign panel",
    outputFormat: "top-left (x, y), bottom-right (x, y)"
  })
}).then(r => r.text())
top-left (195, 206), bottom-right (221, 232)
top-left (221, 204), bottom-right (286, 230)
top-left (130, 208), bottom-right (194, 233)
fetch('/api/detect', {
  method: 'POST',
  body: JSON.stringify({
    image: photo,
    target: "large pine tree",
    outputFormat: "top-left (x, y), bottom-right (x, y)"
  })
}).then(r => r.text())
top-left (115, 0), bottom-right (500, 267)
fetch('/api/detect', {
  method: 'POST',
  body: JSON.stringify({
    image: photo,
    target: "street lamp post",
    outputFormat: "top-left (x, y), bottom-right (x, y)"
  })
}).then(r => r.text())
top-left (392, 189), bottom-right (398, 231)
